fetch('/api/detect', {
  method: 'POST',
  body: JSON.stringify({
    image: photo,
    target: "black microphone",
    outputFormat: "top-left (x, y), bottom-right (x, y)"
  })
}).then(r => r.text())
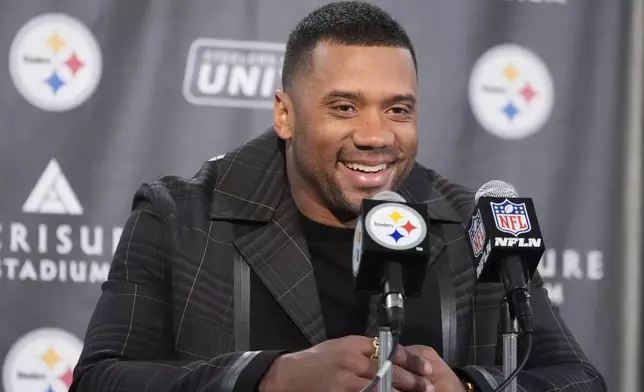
top-left (352, 191), bottom-right (430, 336)
top-left (466, 180), bottom-right (545, 333)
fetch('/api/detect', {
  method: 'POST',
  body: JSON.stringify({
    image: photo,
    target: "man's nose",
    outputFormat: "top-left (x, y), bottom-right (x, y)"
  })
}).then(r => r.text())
top-left (352, 117), bottom-right (395, 149)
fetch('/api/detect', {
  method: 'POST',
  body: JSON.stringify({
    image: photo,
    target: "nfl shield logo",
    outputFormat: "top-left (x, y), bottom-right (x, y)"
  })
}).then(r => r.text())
top-left (491, 199), bottom-right (532, 236)
top-left (468, 209), bottom-right (486, 257)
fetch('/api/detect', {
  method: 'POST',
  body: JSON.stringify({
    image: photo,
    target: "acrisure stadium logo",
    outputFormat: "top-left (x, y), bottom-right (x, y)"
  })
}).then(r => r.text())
top-left (365, 203), bottom-right (427, 250)
top-left (9, 13), bottom-right (102, 112)
top-left (183, 38), bottom-right (285, 109)
top-left (0, 158), bottom-right (122, 283)
top-left (22, 158), bottom-right (83, 215)
top-left (469, 44), bottom-right (554, 140)
top-left (2, 328), bottom-right (83, 392)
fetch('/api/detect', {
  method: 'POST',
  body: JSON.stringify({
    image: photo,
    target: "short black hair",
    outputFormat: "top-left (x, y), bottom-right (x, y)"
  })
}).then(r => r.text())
top-left (282, 1), bottom-right (418, 92)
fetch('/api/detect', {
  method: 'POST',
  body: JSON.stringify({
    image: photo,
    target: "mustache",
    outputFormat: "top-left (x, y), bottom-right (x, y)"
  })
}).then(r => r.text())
top-left (338, 146), bottom-right (404, 161)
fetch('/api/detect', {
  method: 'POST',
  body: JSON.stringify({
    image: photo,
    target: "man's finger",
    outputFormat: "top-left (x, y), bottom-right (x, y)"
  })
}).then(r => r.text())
top-left (390, 364), bottom-right (433, 392)
top-left (354, 376), bottom-right (403, 392)
top-left (354, 358), bottom-right (379, 379)
top-left (389, 345), bottom-right (432, 377)
top-left (344, 374), bottom-right (374, 392)
top-left (405, 345), bottom-right (440, 362)
top-left (342, 335), bottom-right (380, 356)
top-left (355, 358), bottom-right (430, 392)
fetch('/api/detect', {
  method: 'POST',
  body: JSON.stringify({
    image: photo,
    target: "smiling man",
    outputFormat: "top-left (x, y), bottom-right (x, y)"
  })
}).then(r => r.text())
top-left (71, 2), bottom-right (605, 392)
top-left (276, 40), bottom-right (419, 225)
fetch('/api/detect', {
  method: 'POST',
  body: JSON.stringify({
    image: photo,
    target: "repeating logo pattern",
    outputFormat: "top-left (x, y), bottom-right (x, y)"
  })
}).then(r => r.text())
top-left (183, 38), bottom-right (285, 109)
top-left (365, 203), bottom-right (426, 250)
top-left (9, 13), bottom-right (102, 111)
top-left (0, 158), bottom-right (118, 284)
top-left (491, 199), bottom-right (532, 236)
top-left (469, 44), bottom-right (554, 140)
top-left (2, 328), bottom-right (82, 392)
top-left (22, 159), bottom-right (83, 215)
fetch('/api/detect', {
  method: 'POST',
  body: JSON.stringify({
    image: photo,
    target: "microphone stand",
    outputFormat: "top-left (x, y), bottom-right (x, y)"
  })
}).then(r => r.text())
top-left (500, 298), bottom-right (519, 392)
top-left (378, 326), bottom-right (393, 392)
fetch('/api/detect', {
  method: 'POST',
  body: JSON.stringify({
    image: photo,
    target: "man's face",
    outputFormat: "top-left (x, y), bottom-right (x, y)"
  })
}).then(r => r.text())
top-left (280, 42), bottom-right (418, 217)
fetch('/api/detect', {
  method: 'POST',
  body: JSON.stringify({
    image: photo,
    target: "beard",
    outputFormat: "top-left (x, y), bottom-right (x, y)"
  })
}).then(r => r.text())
top-left (290, 135), bottom-right (362, 220)
top-left (289, 137), bottom-right (413, 223)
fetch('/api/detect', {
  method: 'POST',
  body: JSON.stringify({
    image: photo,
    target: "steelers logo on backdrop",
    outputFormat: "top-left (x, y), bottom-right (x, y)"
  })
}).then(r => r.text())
top-left (469, 44), bottom-right (554, 140)
top-left (2, 328), bottom-right (83, 392)
top-left (365, 203), bottom-right (427, 250)
top-left (9, 13), bottom-right (102, 112)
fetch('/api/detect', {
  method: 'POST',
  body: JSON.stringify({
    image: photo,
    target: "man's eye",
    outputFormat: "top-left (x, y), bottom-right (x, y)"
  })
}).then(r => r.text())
top-left (389, 107), bottom-right (411, 115)
top-left (333, 105), bottom-right (356, 112)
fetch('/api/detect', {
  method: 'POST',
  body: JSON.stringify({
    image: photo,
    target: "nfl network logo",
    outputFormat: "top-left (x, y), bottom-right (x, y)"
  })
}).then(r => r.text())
top-left (183, 38), bottom-right (285, 109)
top-left (468, 209), bottom-right (486, 257)
top-left (491, 199), bottom-right (531, 236)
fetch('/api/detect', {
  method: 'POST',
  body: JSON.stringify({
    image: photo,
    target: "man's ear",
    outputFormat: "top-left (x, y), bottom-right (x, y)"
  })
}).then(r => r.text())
top-left (274, 90), bottom-right (294, 140)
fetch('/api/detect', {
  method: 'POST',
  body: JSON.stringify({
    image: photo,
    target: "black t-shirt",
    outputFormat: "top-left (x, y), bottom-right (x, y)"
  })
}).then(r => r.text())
top-left (250, 213), bottom-right (370, 350)
top-left (299, 213), bottom-right (371, 339)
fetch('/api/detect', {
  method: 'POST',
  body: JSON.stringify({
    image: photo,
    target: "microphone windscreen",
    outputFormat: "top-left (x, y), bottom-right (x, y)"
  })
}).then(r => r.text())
top-left (373, 190), bottom-right (406, 203)
top-left (475, 180), bottom-right (519, 203)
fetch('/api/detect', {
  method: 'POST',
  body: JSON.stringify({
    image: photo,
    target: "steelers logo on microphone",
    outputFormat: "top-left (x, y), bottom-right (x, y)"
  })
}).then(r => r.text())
top-left (365, 203), bottom-right (427, 250)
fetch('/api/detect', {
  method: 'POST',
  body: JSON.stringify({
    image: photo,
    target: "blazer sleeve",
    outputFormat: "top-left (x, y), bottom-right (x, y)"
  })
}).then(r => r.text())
top-left (455, 272), bottom-right (607, 392)
top-left (70, 183), bottom-right (284, 392)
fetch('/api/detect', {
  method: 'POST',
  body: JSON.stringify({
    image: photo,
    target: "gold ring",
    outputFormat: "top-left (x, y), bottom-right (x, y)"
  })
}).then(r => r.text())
top-left (370, 337), bottom-right (379, 359)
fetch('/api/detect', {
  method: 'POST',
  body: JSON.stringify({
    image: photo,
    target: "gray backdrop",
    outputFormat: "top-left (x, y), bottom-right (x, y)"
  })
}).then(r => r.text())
top-left (0, 1), bottom-right (632, 391)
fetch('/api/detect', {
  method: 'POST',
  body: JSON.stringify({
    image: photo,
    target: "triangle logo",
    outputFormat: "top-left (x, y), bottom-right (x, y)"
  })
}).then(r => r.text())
top-left (22, 159), bottom-right (84, 215)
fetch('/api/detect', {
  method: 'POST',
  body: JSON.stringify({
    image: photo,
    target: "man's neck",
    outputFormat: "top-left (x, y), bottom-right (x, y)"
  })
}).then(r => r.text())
top-left (290, 186), bottom-right (357, 229)
top-left (285, 160), bottom-right (356, 229)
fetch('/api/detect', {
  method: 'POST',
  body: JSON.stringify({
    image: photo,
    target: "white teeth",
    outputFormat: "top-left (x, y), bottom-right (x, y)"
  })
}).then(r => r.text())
top-left (344, 162), bottom-right (387, 173)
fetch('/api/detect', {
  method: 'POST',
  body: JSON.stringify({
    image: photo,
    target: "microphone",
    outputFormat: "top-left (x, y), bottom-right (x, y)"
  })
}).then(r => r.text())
top-left (352, 191), bottom-right (430, 335)
top-left (466, 180), bottom-right (545, 332)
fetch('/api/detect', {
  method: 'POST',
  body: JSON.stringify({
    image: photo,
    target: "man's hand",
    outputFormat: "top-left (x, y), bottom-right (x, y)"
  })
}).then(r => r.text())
top-left (405, 346), bottom-right (466, 392)
top-left (259, 335), bottom-right (434, 392)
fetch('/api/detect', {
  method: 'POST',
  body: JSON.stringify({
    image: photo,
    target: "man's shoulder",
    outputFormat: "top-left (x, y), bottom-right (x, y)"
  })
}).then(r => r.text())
top-left (135, 129), bottom-right (282, 220)
top-left (412, 164), bottom-right (477, 224)
top-left (133, 156), bottom-right (226, 217)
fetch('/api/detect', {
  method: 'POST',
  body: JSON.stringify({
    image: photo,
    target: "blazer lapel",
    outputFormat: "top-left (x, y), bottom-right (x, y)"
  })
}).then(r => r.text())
top-left (209, 130), bottom-right (326, 345)
top-left (233, 191), bottom-right (327, 345)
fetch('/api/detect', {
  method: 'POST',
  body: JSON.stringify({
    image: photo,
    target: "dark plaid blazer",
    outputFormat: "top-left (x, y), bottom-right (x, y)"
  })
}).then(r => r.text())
top-left (71, 129), bottom-right (606, 392)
